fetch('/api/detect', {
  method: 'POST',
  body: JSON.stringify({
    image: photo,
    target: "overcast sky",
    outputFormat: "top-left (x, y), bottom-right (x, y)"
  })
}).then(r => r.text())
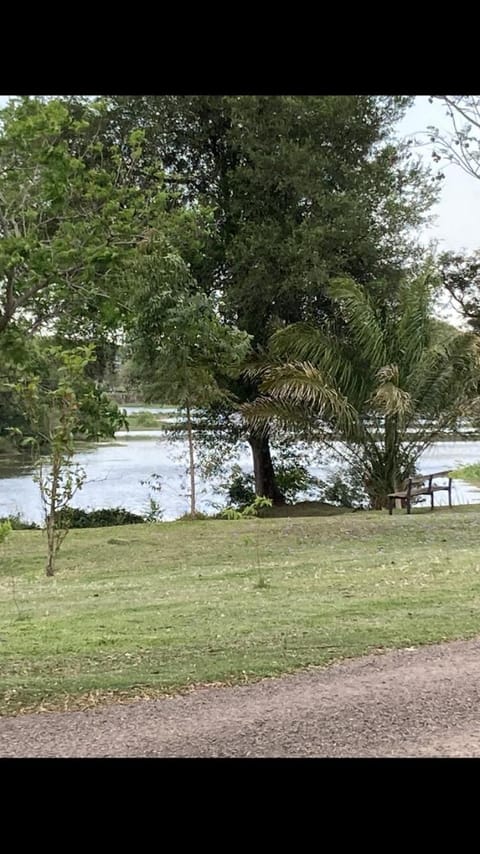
top-left (1, 95), bottom-right (479, 256)
top-left (396, 96), bottom-right (480, 254)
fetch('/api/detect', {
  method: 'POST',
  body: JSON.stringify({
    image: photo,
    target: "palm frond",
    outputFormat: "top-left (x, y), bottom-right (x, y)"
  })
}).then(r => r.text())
top-left (408, 331), bottom-right (480, 415)
top-left (395, 272), bottom-right (434, 375)
top-left (241, 396), bottom-right (319, 435)
top-left (369, 381), bottom-right (413, 418)
top-left (242, 360), bottom-right (358, 439)
top-left (268, 321), bottom-right (371, 405)
top-left (327, 277), bottom-right (387, 371)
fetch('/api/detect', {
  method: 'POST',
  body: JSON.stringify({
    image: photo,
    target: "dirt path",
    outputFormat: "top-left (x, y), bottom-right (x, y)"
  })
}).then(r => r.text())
top-left (2, 637), bottom-right (480, 757)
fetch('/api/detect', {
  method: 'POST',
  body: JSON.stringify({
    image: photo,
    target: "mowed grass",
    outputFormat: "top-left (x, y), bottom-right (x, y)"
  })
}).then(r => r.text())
top-left (453, 462), bottom-right (480, 487)
top-left (2, 505), bottom-right (480, 715)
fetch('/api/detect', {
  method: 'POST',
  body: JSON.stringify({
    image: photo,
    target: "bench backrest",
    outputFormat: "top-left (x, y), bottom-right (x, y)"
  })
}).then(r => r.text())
top-left (403, 471), bottom-right (452, 494)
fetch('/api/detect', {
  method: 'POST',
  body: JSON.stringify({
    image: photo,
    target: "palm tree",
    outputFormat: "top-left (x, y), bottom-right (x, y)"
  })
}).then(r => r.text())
top-left (243, 273), bottom-right (480, 509)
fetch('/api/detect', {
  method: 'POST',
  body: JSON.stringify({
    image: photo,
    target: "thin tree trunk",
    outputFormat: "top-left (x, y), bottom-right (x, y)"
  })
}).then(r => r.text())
top-left (186, 402), bottom-right (196, 517)
top-left (46, 527), bottom-right (55, 577)
top-left (383, 414), bottom-right (398, 510)
top-left (45, 455), bottom-right (60, 576)
top-left (248, 430), bottom-right (286, 505)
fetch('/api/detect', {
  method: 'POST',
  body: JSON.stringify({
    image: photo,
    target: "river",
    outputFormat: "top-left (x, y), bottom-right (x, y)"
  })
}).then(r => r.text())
top-left (1, 414), bottom-right (480, 523)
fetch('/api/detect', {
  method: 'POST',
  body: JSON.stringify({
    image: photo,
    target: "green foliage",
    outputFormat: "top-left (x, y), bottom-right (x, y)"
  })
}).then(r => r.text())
top-left (0, 515), bottom-right (39, 531)
top-left (127, 251), bottom-right (251, 516)
top-left (429, 96), bottom-right (480, 182)
top-left (317, 464), bottom-right (369, 510)
top-left (218, 507), bottom-right (244, 520)
top-left (451, 462), bottom-right (480, 485)
top-left (175, 511), bottom-right (209, 521)
top-left (128, 411), bottom-right (159, 428)
top-left (218, 495), bottom-right (273, 520)
top-left (0, 97), bottom-right (171, 340)
top-left (140, 473), bottom-right (164, 522)
top-left (0, 519), bottom-right (11, 544)
top-left (110, 96), bottom-right (436, 341)
top-left (224, 461), bottom-right (317, 508)
top-left (55, 507), bottom-right (145, 529)
top-left (245, 271), bottom-right (480, 508)
top-left (104, 96), bottom-right (438, 502)
top-left (439, 251), bottom-right (480, 332)
top-left (10, 344), bottom-right (127, 575)
top-left (225, 466), bottom-right (256, 507)
top-left (242, 496), bottom-right (273, 516)
top-left (2, 335), bottom-right (127, 450)
top-left (128, 252), bottom-right (251, 408)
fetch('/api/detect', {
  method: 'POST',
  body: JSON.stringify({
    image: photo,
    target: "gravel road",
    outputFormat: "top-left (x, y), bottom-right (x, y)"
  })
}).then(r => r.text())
top-left (2, 637), bottom-right (480, 757)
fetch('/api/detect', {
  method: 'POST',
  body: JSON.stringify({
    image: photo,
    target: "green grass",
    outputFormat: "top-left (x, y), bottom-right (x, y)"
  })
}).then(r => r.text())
top-left (125, 411), bottom-right (171, 430)
top-left (452, 462), bottom-right (480, 487)
top-left (2, 505), bottom-right (480, 716)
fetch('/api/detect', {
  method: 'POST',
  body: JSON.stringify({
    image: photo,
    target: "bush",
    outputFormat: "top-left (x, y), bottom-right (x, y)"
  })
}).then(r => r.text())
top-left (318, 475), bottom-right (366, 510)
top-left (224, 462), bottom-right (318, 509)
top-left (175, 511), bottom-right (209, 521)
top-left (128, 411), bottom-right (160, 428)
top-left (0, 514), bottom-right (40, 530)
top-left (217, 496), bottom-right (273, 520)
top-left (0, 519), bottom-right (12, 543)
top-left (225, 467), bottom-right (256, 507)
top-left (56, 507), bottom-right (146, 529)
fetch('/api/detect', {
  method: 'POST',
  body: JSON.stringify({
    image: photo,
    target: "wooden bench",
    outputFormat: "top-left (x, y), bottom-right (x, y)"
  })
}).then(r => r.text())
top-left (388, 470), bottom-right (453, 515)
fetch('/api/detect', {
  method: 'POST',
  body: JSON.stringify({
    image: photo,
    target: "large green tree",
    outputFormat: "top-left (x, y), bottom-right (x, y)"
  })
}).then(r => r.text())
top-left (102, 95), bottom-right (438, 501)
top-left (0, 96), bottom-right (174, 341)
top-left (244, 272), bottom-right (480, 509)
top-left (127, 251), bottom-right (250, 517)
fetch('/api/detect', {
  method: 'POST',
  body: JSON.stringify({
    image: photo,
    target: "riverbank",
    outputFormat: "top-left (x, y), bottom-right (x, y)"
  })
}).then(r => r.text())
top-left (453, 462), bottom-right (480, 488)
top-left (2, 504), bottom-right (480, 716)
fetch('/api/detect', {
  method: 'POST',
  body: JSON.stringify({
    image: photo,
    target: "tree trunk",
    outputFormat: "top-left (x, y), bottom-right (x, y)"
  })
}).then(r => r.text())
top-left (383, 414), bottom-right (399, 509)
top-left (248, 431), bottom-right (286, 505)
top-left (185, 403), bottom-right (196, 517)
top-left (46, 513), bottom-right (55, 577)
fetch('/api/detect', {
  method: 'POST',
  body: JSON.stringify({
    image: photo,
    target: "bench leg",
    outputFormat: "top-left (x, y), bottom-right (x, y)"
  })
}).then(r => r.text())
top-left (407, 498), bottom-right (411, 515)
top-left (431, 491), bottom-right (434, 511)
top-left (448, 480), bottom-right (452, 507)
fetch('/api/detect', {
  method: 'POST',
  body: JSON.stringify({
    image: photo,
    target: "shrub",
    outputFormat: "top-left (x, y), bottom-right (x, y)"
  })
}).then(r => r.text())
top-left (225, 467), bottom-right (256, 507)
top-left (224, 462), bottom-right (319, 508)
top-left (175, 511), bottom-right (209, 521)
top-left (0, 514), bottom-right (40, 530)
top-left (217, 496), bottom-right (273, 520)
top-left (128, 411), bottom-right (160, 428)
top-left (0, 519), bottom-right (12, 543)
top-left (55, 507), bottom-right (146, 529)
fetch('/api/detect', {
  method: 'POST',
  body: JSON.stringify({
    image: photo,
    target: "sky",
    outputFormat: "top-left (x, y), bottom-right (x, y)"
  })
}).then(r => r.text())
top-left (0, 94), bottom-right (478, 255)
top-left (396, 96), bottom-right (480, 254)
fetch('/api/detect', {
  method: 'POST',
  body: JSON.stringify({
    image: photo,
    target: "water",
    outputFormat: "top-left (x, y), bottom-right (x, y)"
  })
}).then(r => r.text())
top-left (1, 430), bottom-right (480, 524)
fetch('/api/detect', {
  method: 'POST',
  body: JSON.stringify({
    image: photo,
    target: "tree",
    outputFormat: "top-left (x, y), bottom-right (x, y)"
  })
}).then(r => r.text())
top-left (438, 251), bottom-right (480, 332)
top-left (419, 98), bottom-right (480, 331)
top-left (104, 95), bottom-right (438, 501)
top-left (243, 272), bottom-right (480, 509)
top-left (429, 96), bottom-right (480, 181)
top-left (10, 345), bottom-right (125, 576)
top-left (0, 96), bottom-right (170, 339)
top-left (127, 252), bottom-right (250, 517)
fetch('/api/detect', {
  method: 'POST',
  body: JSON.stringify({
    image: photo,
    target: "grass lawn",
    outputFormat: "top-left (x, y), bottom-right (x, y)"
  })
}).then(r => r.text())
top-left (2, 505), bottom-right (480, 716)
top-left (453, 462), bottom-right (480, 487)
